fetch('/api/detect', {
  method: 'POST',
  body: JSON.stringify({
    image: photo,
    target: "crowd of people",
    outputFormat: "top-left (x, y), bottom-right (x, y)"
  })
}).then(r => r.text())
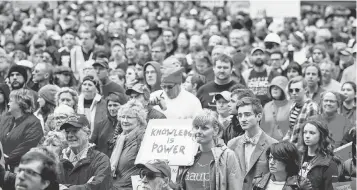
top-left (0, 1), bottom-right (356, 190)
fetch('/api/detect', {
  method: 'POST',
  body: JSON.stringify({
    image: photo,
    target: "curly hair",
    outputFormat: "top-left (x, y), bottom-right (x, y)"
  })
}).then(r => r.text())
top-left (192, 109), bottom-right (223, 142)
top-left (298, 119), bottom-right (335, 157)
top-left (9, 89), bottom-right (36, 114)
top-left (117, 99), bottom-right (147, 130)
top-left (41, 131), bottom-right (68, 154)
top-left (318, 91), bottom-right (342, 114)
top-left (55, 87), bottom-right (79, 112)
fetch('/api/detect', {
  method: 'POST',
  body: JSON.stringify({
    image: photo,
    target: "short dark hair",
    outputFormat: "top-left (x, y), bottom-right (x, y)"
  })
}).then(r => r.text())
top-left (213, 53), bottom-right (233, 68)
top-left (303, 63), bottom-right (322, 86)
top-left (266, 141), bottom-right (300, 177)
top-left (236, 97), bottom-right (263, 115)
top-left (231, 88), bottom-right (255, 100)
top-left (20, 151), bottom-right (59, 190)
top-left (284, 61), bottom-right (302, 76)
top-left (188, 74), bottom-right (205, 90)
top-left (106, 92), bottom-right (128, 105)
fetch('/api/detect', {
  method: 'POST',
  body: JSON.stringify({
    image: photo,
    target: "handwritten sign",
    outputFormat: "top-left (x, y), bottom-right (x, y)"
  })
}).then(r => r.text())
top-left (135, 119), bottom-right (198, 166)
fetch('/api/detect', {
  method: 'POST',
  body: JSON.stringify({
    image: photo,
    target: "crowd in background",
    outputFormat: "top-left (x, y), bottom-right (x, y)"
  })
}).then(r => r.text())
top-left (0, 1), bottom-right (355, 190)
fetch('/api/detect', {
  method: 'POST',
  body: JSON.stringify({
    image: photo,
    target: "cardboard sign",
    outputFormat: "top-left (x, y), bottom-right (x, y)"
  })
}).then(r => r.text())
top-left (333, 180), bottom-right (356, 190)
top-left (334, 142), bottom-right (353, 162)
top-left (131, 175), bottom-right (142, 190)
top-left (135, 119), bottom-right (198, 166)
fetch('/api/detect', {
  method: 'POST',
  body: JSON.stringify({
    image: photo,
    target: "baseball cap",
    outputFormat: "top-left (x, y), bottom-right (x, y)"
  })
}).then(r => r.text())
top-left (264, 33), bottom-right (281, 45)
top-left (250, 47), bottom-right (265, 55)
top-left (60, 114), bottom-right (90, 130)
top-left (92, 58), bottom-right (109, 69)
top-left (125, 83), bottom-right (150, 96)
top-left (339, 48), bottom-right (351, 56)
top-left (214, 91), bottom-right (231, 102)
top-left (17, 60), bottom-right (34, 69)
top-left (137, 160), bottom-right (171, 179)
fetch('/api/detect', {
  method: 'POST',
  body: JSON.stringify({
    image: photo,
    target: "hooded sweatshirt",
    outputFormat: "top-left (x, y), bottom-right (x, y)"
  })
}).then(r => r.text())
top-left (143, 61), bottom-right (162, 92)
top-left (261, 76), bottom-right (293, 141)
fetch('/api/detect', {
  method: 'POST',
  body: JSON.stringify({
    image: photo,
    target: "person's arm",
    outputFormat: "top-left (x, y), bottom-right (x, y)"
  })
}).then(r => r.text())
top-left (323, 161), bottom-right (339, 190)
top-left (6, 121), bottom-right (43, 167)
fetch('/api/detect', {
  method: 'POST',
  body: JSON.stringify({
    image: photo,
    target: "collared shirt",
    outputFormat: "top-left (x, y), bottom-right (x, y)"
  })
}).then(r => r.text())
top-left (69, 145), bottom-right (89, 166)
top-left (244, 129), bottom-right (262, 171)
top-left (305, 86), bottom-right (325, 104)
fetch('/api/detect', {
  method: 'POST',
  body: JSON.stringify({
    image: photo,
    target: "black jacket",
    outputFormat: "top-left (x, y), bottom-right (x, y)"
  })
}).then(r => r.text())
top-left (253, 173), bottom-right (312, 190)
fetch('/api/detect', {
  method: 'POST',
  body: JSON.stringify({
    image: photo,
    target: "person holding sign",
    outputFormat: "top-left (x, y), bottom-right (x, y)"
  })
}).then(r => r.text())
top-left (252, 141), bottom-right (312, 190)
top-left (111, 100), bottom-right (147, 190)
top-left (176, 109), bottom-right (239, 190)
top-left (298, 119), bottom-right (340, 190)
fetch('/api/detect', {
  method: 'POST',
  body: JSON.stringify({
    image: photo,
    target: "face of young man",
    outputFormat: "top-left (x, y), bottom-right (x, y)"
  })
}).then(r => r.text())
top-left (237, 104), bottom-right (261, 130)
top-left (15, 160), bottom-right (49, 190)
top-left (213, 60), bottom-right (232, 81)
top-left (9, 71), bottom-right (26, 89)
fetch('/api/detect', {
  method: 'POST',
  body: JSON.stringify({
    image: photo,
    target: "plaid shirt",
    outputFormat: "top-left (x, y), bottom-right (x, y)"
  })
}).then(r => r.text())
top-left (286, 99), bottom-right (318, 143)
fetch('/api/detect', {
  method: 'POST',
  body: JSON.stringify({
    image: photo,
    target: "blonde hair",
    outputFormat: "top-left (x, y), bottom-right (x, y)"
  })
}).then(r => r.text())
top-left (9, 89), bottom-right (36, 114)
top-left (55, 87), bottom-right (79, 112)
top-left (192, 109), bottom-right (223, 141)
top-left (117, 99), bottom-right (147, 129)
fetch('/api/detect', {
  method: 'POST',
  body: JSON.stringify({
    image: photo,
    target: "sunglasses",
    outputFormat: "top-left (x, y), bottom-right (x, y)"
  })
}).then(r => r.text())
top-left (289, 88), bottom-right (301, 93)
top-left (139, 170), bottom-right (164, 180)
top-left (160, 84), bottom-right (175, 90)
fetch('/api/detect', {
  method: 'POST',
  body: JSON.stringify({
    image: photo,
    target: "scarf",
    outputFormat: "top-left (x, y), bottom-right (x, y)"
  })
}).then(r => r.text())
top-left (110, 133), bottom-right (128, 177)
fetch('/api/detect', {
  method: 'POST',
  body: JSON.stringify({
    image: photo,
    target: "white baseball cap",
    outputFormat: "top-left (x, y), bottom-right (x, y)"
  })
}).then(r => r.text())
top-left (264, 33), bottom-right (281, 45)
top-left (17, 60), bottom-right (33, 69)
top-left (214, 91), bottom-right (231, 102)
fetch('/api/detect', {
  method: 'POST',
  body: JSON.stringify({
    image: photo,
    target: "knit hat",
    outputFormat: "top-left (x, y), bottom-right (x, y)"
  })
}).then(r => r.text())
top-left (161, 67), bottom-right (184, 84)
top-left (82, 75), bottom-right (101, 94)
top-left (7, 65), bottom-right (28, 81)
top-left (39, 85), bottom-right (61, 106)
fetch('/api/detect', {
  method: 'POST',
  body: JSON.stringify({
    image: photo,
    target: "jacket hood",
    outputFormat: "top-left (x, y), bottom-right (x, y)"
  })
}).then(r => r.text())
top-left (268, 76), bottom-right (289, 100)
top-left (0, 83), bottom-right (10, 104)
top-left (143, 61), bottom-right (162, 92)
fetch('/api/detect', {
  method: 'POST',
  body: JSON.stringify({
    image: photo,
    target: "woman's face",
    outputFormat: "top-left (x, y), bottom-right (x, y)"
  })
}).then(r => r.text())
top-left (14, 31), bottom-right (25, 44)
top-left (8, 96), bottom-right (21, 114)
top-left (192, 123), bottom-right (217, 145)
top-left (271, 85), bottom-right (283, 100)
top-left (268, 153), bottom-right (286, 175)
top-left (286, 68), bottom-right (300, 80)
top-left (43, 138), bottom-right (62, 155)
top-left (120, 113), bottom-right (139, 133)
top-left (182, 76), bottom-right (193, 92)
top-left (303, 123), bottom-right (320, 147)
top-left (126, 67), bottom-right (137, 83)
top-left (107, 100), bottom-right (121, 117)
top-left (58, 92), bottom-right (75, 108)
top-left (177, 33), bottom-right (189, 47)
top-left (81, 80), bottom-right (97, 99)
top-left (341, 83), bottom-right (355, 102)
top-left (195, 59), bottom-right (210, 74)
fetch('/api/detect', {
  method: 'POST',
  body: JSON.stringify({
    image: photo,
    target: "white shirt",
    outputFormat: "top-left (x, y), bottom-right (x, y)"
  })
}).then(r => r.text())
top-left (244, 129), bottom-right (262, 171)
top-left (322, 79), bottom-right (341, 93)
top-left (151, 89), bottom-right (202, 119)
top-left (266, 179), bottom-right (285, 190)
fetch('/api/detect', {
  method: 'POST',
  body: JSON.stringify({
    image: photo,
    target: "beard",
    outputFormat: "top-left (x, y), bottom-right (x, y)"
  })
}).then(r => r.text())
top-left (11, 81), bottom-right (25, 90)
top-left (254, 59), bottom-right (265, 67)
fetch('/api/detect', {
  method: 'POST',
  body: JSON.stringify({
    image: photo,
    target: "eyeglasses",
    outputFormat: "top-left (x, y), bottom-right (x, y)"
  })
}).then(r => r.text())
top-left (140, 170), bottom-right (164, 180)
top-left (289, 88), bottom-right (301, 93)
top-left (119, 115), bottom-right (136, 120)
top-left (268, 156), bottom-right (279, 163)
top-left (161, 84), bottom-right (175, 90)
top-left (15, 167), bottom-right (42, 178)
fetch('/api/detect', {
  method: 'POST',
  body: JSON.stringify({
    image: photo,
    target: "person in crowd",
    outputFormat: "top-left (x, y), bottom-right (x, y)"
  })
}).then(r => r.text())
top-left (288, 31), bottom-right (308, 65)
top-left (34, 85), bottom-right (60, 131)
top-left (182, 74), bottom-right (205, 96)
top-left (286, 76), bottom-right (318, 143)
top-left (137, 160), bottom-right (173, 190)
top-left (162, 27), bottom-right (177, 58)
top-left (340, 128), bottom-right (356, 181)
top-left (264, 33), bottom-right (281, 53)
top-left (138, 43), bottom-right (152, 63)
top-left (150, 67), bottom-right (202, 119)
top-left (0, 83), bottom-right (10, 119)
top-left (228, 97), bottom-right (278, 190)
top-left (252, 141), bottom-right (312, 190)
top-left (262, 76), bottom-right (293, 141)
top-left (298, 119), bottom-right (339, 190)
top-left (16, 60), bottom-right (34, 85)
top-left (197, 53), bottom-right (237, 110)
top-left (70, 29), bottom-right (96, 81)
top-left (143, 61), bottom-right (162, 92)
top-left (109, 40), bottom-right (127, 71)
top-left (151, 41), bottom-right (166, 64)
top-left (135, 58), bottom-right (146, 83)
top-left (284, 61), bottom-right (303, 81)
top-left (59, 114), bottom-right (112, 190)
top-left (310, 44), bottom-right (327, 64)
top-left (7, 64), bottom-right (28, 90)
top-left (192, 51), bottom-right (214, 82)
top-left (110, 100), bottom-right (147, 190)
top-left (126, 83), bottom-right (166, 120)
top-left (242, 47), bottom-right (280, 106)
top-left (53, 66), bottom-right (78, 88)
top-left (310, 91), bottom-right (353, 147)
top-left (339, 48), bottom-right (355, 84)
top-left (45, 104), bottom-right (76, 133)
top-left (90, 92), bottom-right (127, 157)
top-left (125, 65), bottom-right (139, 89)
top-left (77, 75), bottom-right (107, 133)
top-left (0, 89), bottom-right (43, 171)
top-left (58, 31), bottom-right (76, 67)
top-left (126, 40), bottom-right (139, 65)
top-left (303, 64), bottom-right (325, 103)
top-left (175, 31), bottom-right (190, 55)
top-left (41, 131), bottom-right (67, 160)
top-left (214, 91), bottom-right (232, 129)
top-left (341, 81), bottom-right (356, 125)
top-left (55, 87), bottom-right (78, 112)
top-left (30, 62), bottom-right (53, 92)
top-left (320, 61), bottom-right (341, 92)
top-left (269, 50), bottom-right (285, 74)
top-left (176, 109), bottom-right (239, 190)
top-left (229, 29), bottom-right (245, 52)
top-left (92, 57), bottom-right (125, 97)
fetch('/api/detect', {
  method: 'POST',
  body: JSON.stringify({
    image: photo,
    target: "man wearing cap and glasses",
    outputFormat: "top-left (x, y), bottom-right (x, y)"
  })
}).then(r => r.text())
top-left (340, 47), bottom-right (356, 85)
top-left (92, 58), bottom-right (125, 97)
top-left (59, 114), bottom-right (112, 190)
top-left (136, 160), bottom-right (173, 190)
top-left (214, 91), bottom-right (232, 129)
top-left (242, 47), bottom-right (280, 107)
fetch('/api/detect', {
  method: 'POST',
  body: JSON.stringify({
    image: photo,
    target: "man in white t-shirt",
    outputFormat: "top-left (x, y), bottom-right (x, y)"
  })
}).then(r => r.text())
top-left (150, 67), bottom-right (202, 119)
